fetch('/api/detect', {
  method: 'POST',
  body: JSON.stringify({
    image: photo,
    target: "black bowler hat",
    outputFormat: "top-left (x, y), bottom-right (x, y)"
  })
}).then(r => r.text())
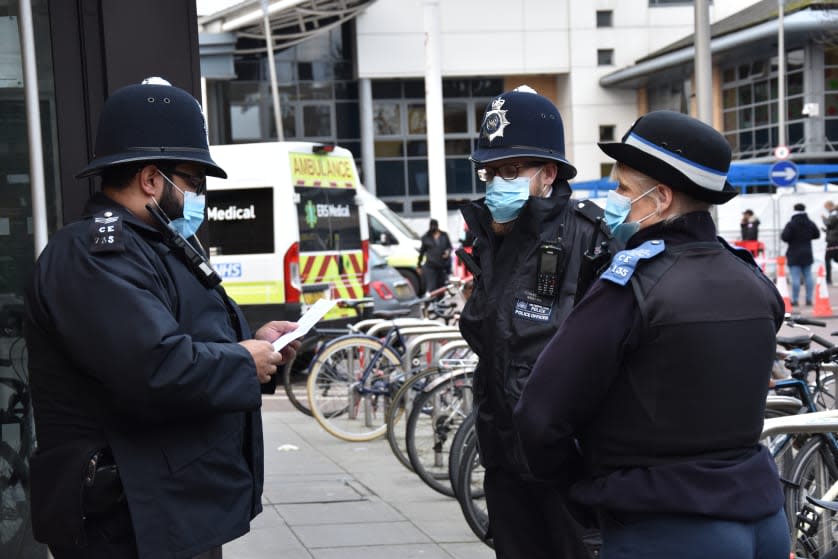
top-left (471, 86), bottom-right (577, 179)
top-left (598, 110), bottom-right (737, 204)
top-left (77, 78), bottom-right (226, 179)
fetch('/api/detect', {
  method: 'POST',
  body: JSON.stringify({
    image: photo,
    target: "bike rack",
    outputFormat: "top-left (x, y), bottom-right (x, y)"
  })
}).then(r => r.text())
top-left (761, 409), bottom-right (838, 438)
top-left (364, 319), bottom-right (446, 338)
top-left (436, 339), bottom-right (473, 361)
top-left (402, 331), bottom-right (465, 370)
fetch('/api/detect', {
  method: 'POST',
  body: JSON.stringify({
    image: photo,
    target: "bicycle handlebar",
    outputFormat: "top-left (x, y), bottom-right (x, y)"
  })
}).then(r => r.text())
top-left (785, 314), bottom-right (827, 328)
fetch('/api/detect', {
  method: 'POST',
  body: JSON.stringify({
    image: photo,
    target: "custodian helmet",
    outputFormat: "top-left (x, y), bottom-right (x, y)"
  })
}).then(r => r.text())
top-left (470, 86), bottom-right (576, 180)
top-left (76, 78), bottom-right (226, 179)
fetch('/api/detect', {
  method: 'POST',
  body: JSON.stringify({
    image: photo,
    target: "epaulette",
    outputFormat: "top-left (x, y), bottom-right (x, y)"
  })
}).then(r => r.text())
top-left (573, 199), bottom-right (611, 237)
top-left (88, 210), bottom-right (126, 253)
top-left (601, 240), bottom-right (666, 286)
top-left (717, 236), bottom-right (758, 267)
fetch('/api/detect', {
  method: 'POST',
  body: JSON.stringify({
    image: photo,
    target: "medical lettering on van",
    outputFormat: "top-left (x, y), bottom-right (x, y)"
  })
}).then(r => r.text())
top-left (303, 200), bottom-right (351, 229)
top-left (213, 262), bottom-right (242, 278)
top-left (290, 152), bottom-right (357, 188)
top-left (206, 204), bottom-right (256, 221)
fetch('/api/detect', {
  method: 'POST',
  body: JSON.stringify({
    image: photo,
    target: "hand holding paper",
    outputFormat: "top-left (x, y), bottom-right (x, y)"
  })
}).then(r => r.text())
top-left (272, 298), bottom-right (338, 351)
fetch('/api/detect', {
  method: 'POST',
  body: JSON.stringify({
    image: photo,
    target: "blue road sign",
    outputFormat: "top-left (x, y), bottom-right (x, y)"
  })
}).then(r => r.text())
top-left (770, 160), bottom-right (799, 187)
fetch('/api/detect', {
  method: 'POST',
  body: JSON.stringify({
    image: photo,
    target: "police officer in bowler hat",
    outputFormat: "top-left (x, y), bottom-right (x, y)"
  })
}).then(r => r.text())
top-left (458, 85), bottom-right (617, 558)
top-left (514, 111), bottom-right (789, 559)
top-left (24, 78), bottom-right (300, 558)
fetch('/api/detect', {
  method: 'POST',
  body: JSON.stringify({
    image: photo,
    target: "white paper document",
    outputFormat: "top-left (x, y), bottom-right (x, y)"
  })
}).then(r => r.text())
top-left (272, 298), bottom-right (338, 351)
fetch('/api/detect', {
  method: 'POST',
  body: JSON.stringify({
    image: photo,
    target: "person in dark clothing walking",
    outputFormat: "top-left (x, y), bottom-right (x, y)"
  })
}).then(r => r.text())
top-left (740, 209), bottom-right (760, 240)
top-left (458, 85), bottom-right (617, 559)
top-left (514, 110), bottom-right (789, 559)
top-left (823, 200), bottom-right (838, 284)
top-left (24, 79), bottom-right (300, 559)
top-left (782, 202), bottom-right (820, 306)
top-left (417, 218), bottom-right (452, 292)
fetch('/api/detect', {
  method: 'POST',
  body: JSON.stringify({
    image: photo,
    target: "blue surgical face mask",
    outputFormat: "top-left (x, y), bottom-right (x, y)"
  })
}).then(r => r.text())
top-left (485, 167), bottom-right (544, 224)
top-left (603, 186), bottom-right (658, 243)
top-left (158, 172), bottom-right (206, 238)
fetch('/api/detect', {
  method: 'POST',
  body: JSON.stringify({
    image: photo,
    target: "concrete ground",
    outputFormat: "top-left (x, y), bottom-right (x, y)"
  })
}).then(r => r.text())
top-left (222, 403), bottom-right (492, 559)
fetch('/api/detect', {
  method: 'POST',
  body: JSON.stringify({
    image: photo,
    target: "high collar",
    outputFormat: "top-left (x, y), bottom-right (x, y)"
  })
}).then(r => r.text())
top-left (626, 210), bottom-right (717, 249)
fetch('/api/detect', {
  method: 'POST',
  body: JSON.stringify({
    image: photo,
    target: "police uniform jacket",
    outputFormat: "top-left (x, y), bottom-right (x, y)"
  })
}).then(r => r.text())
top-left (24, 192), bottom-right (265, 558)
top-left (825, 209), bottom-right (838, 247)
top-left (514, 212), bottom-right (786, 521)
top-left (458, 182), bottom-right (613, 476)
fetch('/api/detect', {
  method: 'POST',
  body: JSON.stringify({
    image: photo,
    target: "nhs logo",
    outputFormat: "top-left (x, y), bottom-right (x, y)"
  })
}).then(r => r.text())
top-left (213, 262), bottom-right (242, 278)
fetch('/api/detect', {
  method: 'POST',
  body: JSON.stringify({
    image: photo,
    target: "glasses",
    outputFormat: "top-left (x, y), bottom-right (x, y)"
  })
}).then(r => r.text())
top-left (169, 170), bottom-right (207, 194)
top-left (477, 162), bottom-right (542, 183)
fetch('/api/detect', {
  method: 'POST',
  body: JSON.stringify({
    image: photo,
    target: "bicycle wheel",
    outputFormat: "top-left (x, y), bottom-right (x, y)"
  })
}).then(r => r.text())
top-left (386, 366), bottom-right (443, 471)
top-left (282, 337), bottom-right (318, 416)
top-left (786, 436), bottom-right (838, 558)
top-left (448, 410), bottom-right (477, 500)
top-left (406, 372), bottom-right (473, 496)
top-left (0, 440), bottom-right (30, 556)
top-left (456, 427), bottom-right (492, 547)
top-left (307, 335), bottom-right (402, 442)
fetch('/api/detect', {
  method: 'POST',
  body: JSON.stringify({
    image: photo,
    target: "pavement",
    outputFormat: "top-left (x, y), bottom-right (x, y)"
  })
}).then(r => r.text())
top-left (222, 398), bottom-right (492, 559)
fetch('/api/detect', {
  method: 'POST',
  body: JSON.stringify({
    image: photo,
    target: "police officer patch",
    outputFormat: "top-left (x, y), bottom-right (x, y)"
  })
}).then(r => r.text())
top-left (89, 211), bottom-right (125, 253)
top-left (601, 240), bottom-right (665, 286)
top-left (513, 289), bottom-right (553, 323)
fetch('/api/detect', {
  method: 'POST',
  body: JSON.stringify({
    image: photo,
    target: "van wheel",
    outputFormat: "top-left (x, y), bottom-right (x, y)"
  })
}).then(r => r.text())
top-left (398, 268), bottom-right (422, 294)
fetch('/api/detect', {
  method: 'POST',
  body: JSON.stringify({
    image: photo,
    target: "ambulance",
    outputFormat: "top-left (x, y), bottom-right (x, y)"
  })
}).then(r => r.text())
top-left (203, 142), bottom-right (369, 327)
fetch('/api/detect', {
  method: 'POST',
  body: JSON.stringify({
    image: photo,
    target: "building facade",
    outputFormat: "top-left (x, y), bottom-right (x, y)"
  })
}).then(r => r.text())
top-left (199, 0), bottom-right (761, 214)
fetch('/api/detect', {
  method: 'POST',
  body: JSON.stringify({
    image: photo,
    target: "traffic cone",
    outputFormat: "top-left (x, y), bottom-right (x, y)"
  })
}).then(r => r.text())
top-left (775, 256), bottom-right (792, 313)
top-left (813, 264), bottom-right (833, 317)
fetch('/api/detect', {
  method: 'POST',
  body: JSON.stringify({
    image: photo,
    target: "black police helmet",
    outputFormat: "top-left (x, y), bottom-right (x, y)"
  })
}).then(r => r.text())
top-left (470, 86), bottom-right (577, 180)
top-left (598, 110), bottom-right (736, 204)
top-left (76, 78), bottom-right (226, 179)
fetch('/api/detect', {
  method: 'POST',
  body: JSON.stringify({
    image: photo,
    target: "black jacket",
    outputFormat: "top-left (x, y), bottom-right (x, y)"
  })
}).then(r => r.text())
top-left (515, 212), bottom-right (785, 521)
top-left (458, 182), bottom-right (616, 475)
top-left (825, 209), bottom-right (838, 247)
top-left (25, 193), bottom-right (265, 558)
top-left (782, 211), bottom-right (820, 266)
top-left (418, 230), bottom-right (453, 268)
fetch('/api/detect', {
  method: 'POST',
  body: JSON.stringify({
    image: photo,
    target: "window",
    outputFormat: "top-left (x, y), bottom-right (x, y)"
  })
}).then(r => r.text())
top-left (720, 49), bottom-right (806, 159)
top-left (599, 125), bottom-right (616, 141)
top-left (370, 78), bottom-right (503, 214)
top-left (597, 49), bottom-right (614, 66)
top-left (596, 10), bottom-right (613, 28)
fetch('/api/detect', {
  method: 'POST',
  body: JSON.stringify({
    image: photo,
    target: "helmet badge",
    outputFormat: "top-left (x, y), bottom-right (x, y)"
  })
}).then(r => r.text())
top-left (482, 97), bottom-right (510, 143)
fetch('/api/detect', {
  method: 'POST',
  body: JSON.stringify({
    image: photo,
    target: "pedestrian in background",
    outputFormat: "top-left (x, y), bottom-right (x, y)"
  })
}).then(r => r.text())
top-left (782, 202), bottom-right (820, 306)
top-left (823, 200), bottom-right (838, 285)
top-left (740, 208), bottom-right (760, 240)
top-left (459, 85), bottom-right (616, 559)
top-left (24, 79), bottom-right (300, 559)
top-left (514, 110), bottom-right (788, 559)
top-left (417, 218), bottom-right (452, 292)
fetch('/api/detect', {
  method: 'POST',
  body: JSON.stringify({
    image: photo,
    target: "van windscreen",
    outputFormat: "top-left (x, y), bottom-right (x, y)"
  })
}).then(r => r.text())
top-left (296, 187), bottom-right (362, 252)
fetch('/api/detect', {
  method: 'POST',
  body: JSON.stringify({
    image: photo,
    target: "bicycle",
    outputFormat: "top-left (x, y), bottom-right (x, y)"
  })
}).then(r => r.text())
top-left (0, 300), bottom-right (34, 557)
top-left (306, 317), bottom-right (461, 442)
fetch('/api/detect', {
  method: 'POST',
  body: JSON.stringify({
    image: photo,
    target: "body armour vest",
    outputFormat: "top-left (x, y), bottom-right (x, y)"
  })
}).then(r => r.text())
top-left (583, 241), bottom-right (783, 476)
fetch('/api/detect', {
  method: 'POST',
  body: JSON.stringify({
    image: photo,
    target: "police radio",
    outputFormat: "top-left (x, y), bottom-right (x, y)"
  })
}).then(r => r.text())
top-left (145, 202), bottom-right (222, 289)
top-left (536, 241), bottom-right (564, 297)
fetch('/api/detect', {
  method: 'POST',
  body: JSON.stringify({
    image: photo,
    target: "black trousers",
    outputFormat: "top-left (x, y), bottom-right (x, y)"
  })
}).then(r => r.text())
top-left (49, 502), bottom-right (223, 559)
top-left (826, 247), bottom-right (838, 283)
top-left (421, 264), bottom-right (449, 293)
top-left (484, 468), bottom-right (592, 559)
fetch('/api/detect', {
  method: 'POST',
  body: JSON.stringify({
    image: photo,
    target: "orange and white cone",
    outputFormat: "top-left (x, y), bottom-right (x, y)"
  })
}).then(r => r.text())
top-left (775, 256), bottom-right (792, 313)
top-left (813, 264), bottom-right (833, 317)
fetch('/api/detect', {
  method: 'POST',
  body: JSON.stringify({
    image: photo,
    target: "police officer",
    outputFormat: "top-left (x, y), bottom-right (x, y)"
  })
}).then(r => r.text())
top-left (24, 79), bottom-right (300, 559)
top-left (458, 86), bottom-right (616, 558)
top-left (514, 111), bottom-right (789, 559)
